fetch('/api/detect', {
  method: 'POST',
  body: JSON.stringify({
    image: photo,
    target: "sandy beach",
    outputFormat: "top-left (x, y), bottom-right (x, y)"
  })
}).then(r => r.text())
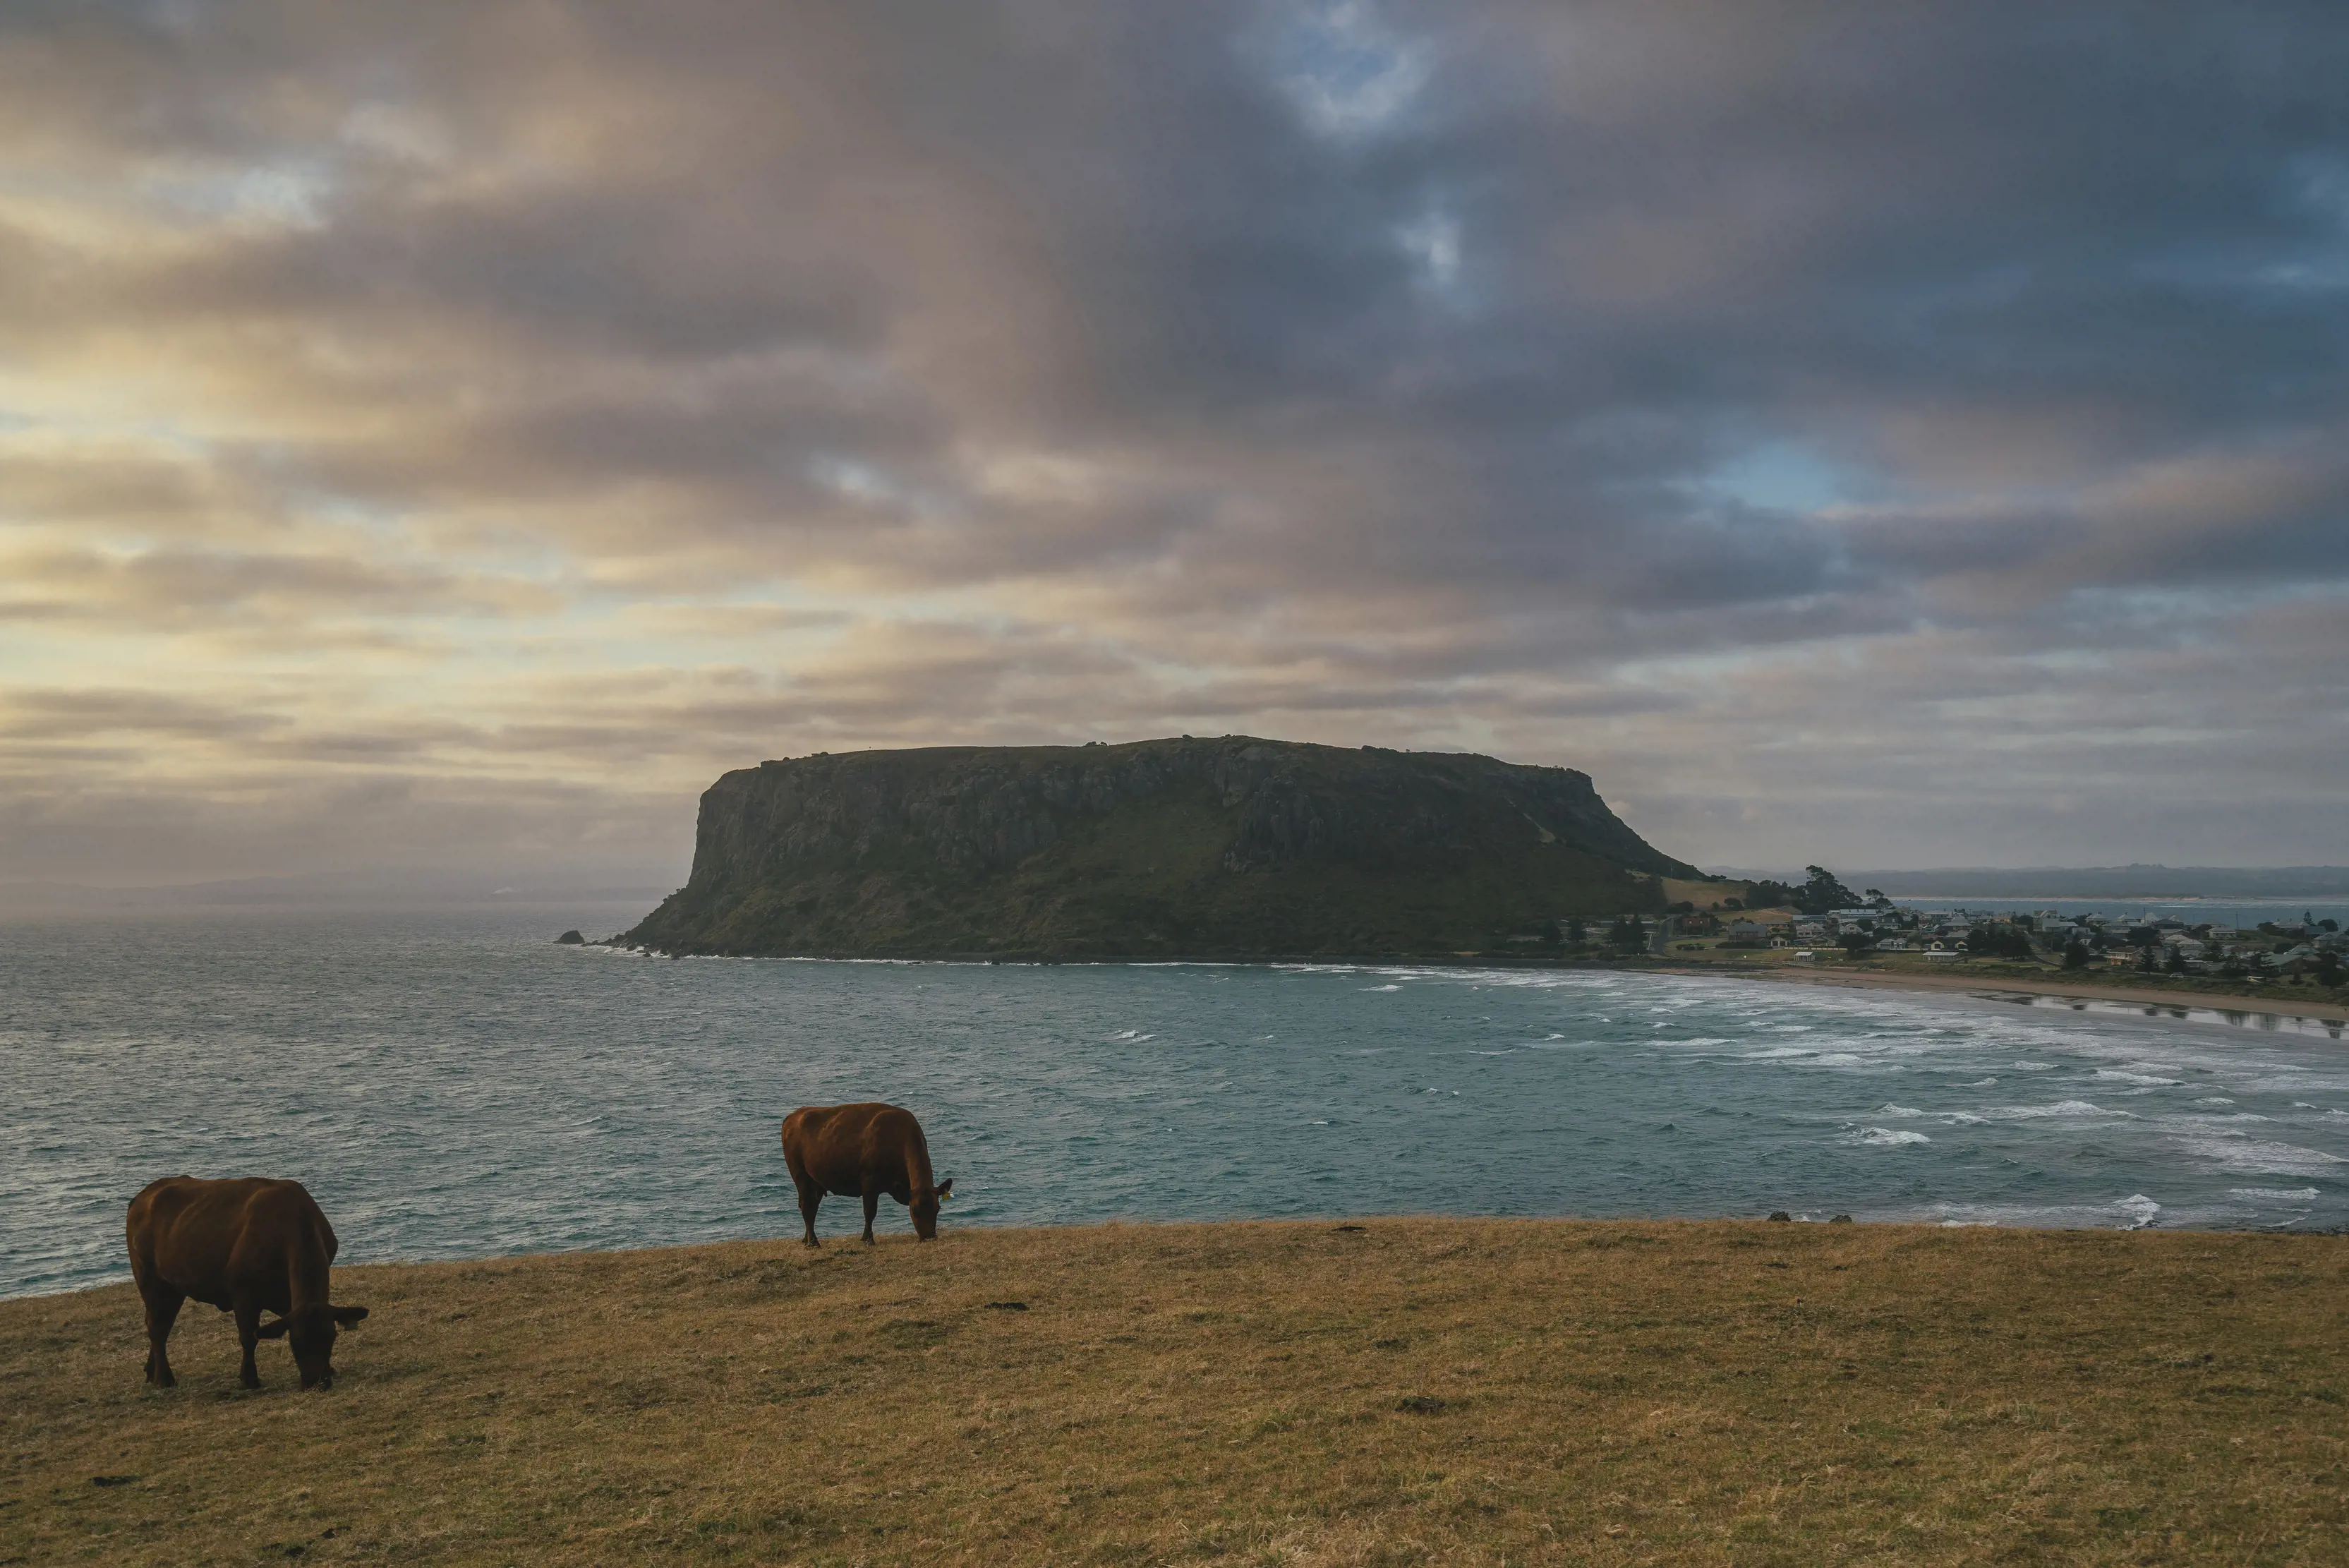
top-left (1729, 962), bottom-right (2349, 1032)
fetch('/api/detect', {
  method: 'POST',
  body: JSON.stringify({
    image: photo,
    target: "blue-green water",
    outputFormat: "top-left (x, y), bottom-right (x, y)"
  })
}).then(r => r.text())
top-left (5, 904), bottom-right (2346, 1298)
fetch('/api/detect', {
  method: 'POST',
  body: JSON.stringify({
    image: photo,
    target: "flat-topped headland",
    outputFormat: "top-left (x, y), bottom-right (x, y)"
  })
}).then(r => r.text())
top-left (623, 737), bottom-right (1706, 959)
top-left (7, 1219), bottom-right (2341, 1564)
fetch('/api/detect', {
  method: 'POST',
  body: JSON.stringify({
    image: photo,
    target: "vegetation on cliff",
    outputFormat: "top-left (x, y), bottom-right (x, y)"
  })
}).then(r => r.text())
top-left (622, 737), bottom-right (1704, 958)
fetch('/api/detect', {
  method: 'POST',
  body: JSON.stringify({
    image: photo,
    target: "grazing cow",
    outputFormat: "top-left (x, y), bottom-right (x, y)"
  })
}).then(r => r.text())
top-left (780, 1102), bottom-right (953, 1246)
top-left (125, 1177), bottom-right (370, 1391)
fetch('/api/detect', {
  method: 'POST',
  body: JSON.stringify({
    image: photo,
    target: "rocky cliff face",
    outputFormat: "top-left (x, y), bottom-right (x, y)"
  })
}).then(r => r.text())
top-left (623, 736), bottom-right (1701, 958)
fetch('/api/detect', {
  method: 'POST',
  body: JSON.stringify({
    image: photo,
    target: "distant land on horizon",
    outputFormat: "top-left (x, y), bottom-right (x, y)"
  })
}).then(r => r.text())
top-left (624, 737), bottom-right (1706, 959)
top-left (1706, 865), bottom-right (2349, 901)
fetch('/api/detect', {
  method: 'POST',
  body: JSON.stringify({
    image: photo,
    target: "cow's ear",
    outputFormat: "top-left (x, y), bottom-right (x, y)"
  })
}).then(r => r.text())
top-left (332, 1305), bottom-right (370, 1326)
top-left (254, 1317), bottom-right (291, 1339)
top-left (936, 1178), bottom-right (953, 1201)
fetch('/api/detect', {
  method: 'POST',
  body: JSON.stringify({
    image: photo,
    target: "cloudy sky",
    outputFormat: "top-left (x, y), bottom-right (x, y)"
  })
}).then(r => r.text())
top-left (4, 1), bottom-right (2345, 888)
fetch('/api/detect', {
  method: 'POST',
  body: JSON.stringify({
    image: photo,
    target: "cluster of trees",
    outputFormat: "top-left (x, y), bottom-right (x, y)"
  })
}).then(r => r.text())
top-left (1967, 923), bottom-right (2036, 960)
top-left (1550, 915), bottom-right (1648, 953)
top-left (1746, 866), bottom-right (1881, 917)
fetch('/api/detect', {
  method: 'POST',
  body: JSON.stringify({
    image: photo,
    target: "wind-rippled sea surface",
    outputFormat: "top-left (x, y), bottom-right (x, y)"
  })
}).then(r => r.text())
top-left (6, 904), bottom-right (2347, 1297)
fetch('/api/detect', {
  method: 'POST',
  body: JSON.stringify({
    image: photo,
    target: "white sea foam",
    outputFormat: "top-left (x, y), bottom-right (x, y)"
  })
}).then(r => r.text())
top-left (1847, 1127), bottom-right (1931, 1146)
top-left (1807, 1052), bottom-right (1902, 1071)
top-left (1363, 984), bottom-right (1403, 991)
top-left (2229, 1187), bottom-right (2319, 1201)
top-left (1878, 1104), bottom-right (1926, 1118)
top-left (2192, 1097), bottom-right (2236, 1106)
top-left (2178, 1138), bottom-right (2346, 1177)
top-left (1986, 1099), bottom-right (2127, 1120)
top-left (1924, 1194), bottom-right (2160, 1229)
top-left (2012, 1061), bottom-right (2059, 1071)
top-left (2094, 1068), bottom-right (2182, 1085)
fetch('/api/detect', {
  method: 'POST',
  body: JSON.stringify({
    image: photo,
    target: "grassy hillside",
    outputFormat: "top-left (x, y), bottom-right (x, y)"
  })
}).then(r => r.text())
top-left (6, 1219), bottom-right (2343, 1565)
top-left (623, 737), bottom-right (1704, 958)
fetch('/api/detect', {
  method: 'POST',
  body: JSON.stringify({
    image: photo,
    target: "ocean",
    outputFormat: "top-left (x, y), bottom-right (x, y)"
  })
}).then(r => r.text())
top-left (4, 903), bottom-right (2345, 1298)
top-left (1888, 896), bottom-right (2349, 928)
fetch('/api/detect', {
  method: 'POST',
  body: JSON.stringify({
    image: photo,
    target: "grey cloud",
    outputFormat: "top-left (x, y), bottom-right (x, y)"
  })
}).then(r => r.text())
top-left (0, 546), bottom-right (553, 626)
top-left (0, 687), bottom-right (288, 744)
top-left (3, 0), bottom-right (2346, 874)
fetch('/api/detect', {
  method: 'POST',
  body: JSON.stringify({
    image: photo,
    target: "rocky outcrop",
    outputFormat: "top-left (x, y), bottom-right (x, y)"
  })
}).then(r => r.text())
top-left (622, 736), bottom-right (1703, 959)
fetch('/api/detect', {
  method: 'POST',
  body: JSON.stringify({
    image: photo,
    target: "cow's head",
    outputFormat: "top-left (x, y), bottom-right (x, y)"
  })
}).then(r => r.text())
top-left (910, 1177), bottom-right (954, 1240)
top-left (257, 1304), bottom-right (370, 1389)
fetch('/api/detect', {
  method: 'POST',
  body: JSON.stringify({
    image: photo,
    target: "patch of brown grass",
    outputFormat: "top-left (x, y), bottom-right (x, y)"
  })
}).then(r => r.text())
top-left (4, 1219), bottom-right (2345, 1564)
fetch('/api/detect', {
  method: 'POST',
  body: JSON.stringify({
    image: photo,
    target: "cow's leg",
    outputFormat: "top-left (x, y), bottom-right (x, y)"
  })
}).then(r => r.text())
top-left (860, 1185), bottom-right (879, 1246)
top-left (140, 1284), bottom-right (183, 1389)
top-left (796, 1179), bottom-right (823, 1248)
top-left (232, 1298), bottom-right (265, 1389)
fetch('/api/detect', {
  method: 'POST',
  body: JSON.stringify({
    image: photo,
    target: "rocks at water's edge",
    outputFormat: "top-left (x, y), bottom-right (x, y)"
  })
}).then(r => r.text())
top-left (555, 929), bottom-right (585, 945)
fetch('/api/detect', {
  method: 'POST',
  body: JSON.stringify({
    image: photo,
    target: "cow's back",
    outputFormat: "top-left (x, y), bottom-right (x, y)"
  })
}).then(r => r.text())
top-left (127, 1177), bottom-right (334, 1308)
top-left (783, 1102), bottom-right (930, 1195)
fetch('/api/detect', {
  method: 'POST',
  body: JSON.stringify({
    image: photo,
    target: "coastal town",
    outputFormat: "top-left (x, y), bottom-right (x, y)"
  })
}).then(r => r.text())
top-left (1531, 867), bottom-right (2349, 1010)
top-left (1665, 901), bottom-right (2345, 983)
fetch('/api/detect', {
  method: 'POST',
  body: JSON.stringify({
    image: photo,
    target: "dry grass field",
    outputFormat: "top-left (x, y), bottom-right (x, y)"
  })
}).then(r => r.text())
top-left (5, 1219), bottom-right (2345, 1566)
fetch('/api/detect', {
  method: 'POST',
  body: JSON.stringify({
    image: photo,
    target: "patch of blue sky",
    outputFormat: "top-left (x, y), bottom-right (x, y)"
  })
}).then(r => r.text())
top-left (2254, 255), bottom-right (2349, 291)
top-left (1697, 440), bottom-right (1863, 516)
top-left (807, 454), bottom-right (960, 521)
top-left (1395, 206), bottom-right (1468, 307)
top-left (137, 159), bottom-right (335, 231)
top-left (1255, 1), bottom-right (1432, 142)
top-left (0, 400), bottom-right (213, 452)
top-left (301, 495), bottom-right (418, 545)
top-left (2075, 579), bottom-right (2345, 622)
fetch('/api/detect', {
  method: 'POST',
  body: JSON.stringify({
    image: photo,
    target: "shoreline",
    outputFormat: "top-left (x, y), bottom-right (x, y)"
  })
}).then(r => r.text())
top-left (1715, 961), bottom-right (2349, 1032)
top-left (596, 939), bottom-right (2349, 1034)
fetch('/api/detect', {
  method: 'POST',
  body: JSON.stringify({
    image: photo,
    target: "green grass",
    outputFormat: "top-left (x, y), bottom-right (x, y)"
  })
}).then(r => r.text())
top-left (6, 1219), bottom-right (2346, 1564)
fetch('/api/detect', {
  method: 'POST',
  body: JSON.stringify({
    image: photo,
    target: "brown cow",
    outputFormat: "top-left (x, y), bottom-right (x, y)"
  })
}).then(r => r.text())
top-left (780, 1102), bottom-right (953, 1246)
top-left (125, 1176), bottom-right (370, 1391)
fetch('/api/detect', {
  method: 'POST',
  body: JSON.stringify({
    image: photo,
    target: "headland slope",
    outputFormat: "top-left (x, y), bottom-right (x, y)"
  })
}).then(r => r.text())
top-left (624, 737), bottom-right (1701, 958)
